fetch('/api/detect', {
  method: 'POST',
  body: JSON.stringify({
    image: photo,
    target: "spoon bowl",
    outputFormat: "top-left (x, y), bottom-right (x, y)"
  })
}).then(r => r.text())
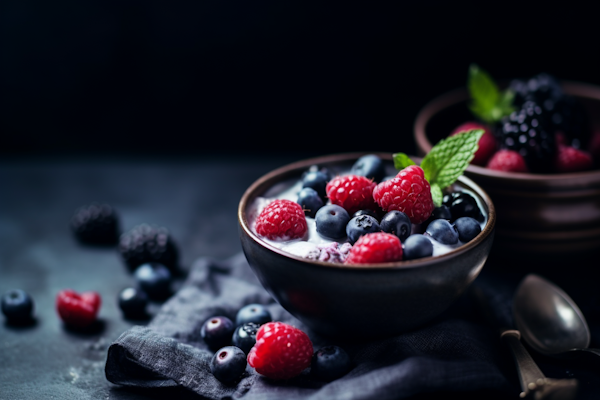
top-left (513, 273), bottom-right (598, 358)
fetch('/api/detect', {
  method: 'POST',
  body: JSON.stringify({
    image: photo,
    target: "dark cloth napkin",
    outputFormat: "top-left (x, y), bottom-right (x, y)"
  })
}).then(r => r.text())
top-left (105, 253), bottom-right (524, 400)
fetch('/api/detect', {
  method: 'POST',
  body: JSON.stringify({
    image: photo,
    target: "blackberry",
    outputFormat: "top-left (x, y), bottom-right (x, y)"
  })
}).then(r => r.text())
top-left (496, 100), bottom-right (555, 172)
top-left (70, 203), bottom-right (120, 245)
top-left (118, 224), bottom-right (179, 273)
top-left (510, 73), bottom-right (563, 107)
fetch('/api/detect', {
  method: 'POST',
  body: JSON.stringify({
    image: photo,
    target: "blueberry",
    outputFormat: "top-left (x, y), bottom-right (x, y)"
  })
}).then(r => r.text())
top-left (350, 154), bottom-right (386, 182)
top-left (297, 187), bottom-right (324, 218)
top-left (346, 215), bottom-right (381, 245)
top-left (443, 192), bottom-right (484, 222)
top-left (236, 303), bottom-right (272, 326)
top-left (315, 204), bottom-right (350, 239)
top-left (201, 316), bottom-right (236, 351)
top-left (425, 219), bottom-right (459, 245)
top-left (1, 289), bottom-right (34, 324)
top-left (453, 217), bottom-right (482, 242)
top-left (134, 262), bottom-right (172, 300)
top-left (302, 170), bottom-right (330, 199)
top-left (380, 210), bottom-right (411, 242)
top-left (353, 209), bottom-right (379, 221)
top-left (210, 346), bottom-right (247, 384)
top-left (402, 234), bottom-right (433, 260)
top-left (118, 287), bottom-right (149, 319)
top-left (311, 345), bottom-right (352, 382)
top-left (232, 322), bottom-right (260, 354)
top-left (430, 205), bottom-right (452, 221)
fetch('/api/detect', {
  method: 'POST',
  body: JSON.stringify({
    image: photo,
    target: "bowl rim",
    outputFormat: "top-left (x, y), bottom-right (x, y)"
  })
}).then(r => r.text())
top-left (238, 152), bottom-right (496, 271)
top-left (413, 80), bottom-right (600, 183)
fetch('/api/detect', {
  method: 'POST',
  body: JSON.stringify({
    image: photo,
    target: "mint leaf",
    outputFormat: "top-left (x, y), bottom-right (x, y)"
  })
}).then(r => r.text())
top-left (420, 129), bottom-right (484, 189)
top-left (392, 153), bottom-right (416, 170)
top-left (430, 183), bottom-right (443, 208)
top-left (467, 64), bottom-right (514, 123)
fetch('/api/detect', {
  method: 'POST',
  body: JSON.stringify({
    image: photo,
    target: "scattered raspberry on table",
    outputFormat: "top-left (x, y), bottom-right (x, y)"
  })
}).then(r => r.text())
top-left (56, 289), bottom-right (101, 329)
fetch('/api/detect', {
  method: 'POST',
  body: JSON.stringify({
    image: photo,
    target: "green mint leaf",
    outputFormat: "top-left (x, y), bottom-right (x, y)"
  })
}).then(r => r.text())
top-left (420, 129), bottom-right (484, 189)
top-left (392, 153), bottom-right (416, 170)
top-left (467, 64), bottom-right (500, 124)
top-left (430, 183), bottom-right (443, 208)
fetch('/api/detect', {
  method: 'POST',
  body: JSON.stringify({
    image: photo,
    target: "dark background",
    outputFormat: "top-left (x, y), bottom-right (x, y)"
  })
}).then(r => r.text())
top-left (2, 1), bottom-right (600, 159)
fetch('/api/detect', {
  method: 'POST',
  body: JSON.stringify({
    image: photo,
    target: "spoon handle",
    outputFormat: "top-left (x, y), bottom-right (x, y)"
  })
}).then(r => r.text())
top-left (501, 330), bottom-right (578, 400)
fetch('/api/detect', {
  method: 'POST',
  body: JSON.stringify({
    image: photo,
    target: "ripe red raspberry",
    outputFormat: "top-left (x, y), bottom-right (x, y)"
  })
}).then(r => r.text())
top-left (486, 149), bottom-right (529, 173)
top-left (255, 199), bottom-right (308, 240)
top-left (372, 165), bottom-right (434, 224)
top-left (451, 121), bottom-right (497, 166)
top-left (247, 321), bottom-right (313, 380)
top-left (326, 174), bottom-right (377, 215)
top-left (56, 289), bottom-right (101, 328)
top-left (344, 232), bottom-right (402, 264)
top-left (554, 144), bottom-right (593, 173)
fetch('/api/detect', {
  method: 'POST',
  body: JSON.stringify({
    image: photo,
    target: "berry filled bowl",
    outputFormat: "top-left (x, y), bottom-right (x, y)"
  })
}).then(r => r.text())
top-left (238, 145), bottom-right (496, 339)
top-left (414, 65), bottom-right (600, 262)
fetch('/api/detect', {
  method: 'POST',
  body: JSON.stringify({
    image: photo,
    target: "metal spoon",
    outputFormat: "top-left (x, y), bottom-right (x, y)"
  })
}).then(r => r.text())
top-left (513, 273), bottom-right (600, 359)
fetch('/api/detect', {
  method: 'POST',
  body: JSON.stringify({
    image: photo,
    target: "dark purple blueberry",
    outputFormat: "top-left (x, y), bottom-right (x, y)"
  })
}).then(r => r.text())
top-left (402, 234), bottom-right (433, 260)
top-left (302, 170), bottom-right (330, 199)
top-left (235, 303), bottom-right (272, 326)
top-left (297, 187), bottom-right (324, 218)
top-left (453, 217), bottom-right (482, 243)
top-left (201, 316), bottom-right (236, 351)
top-left (232, 322), bottom-right (260, 354)
top-left (311, 345), bottom-right (352, 382)
top-left (351, 154), bottom-right (386, 183)
top-left (210, 346), bottom-right (247, 384)
top-left (134, 262), bottom-right (172, 300)
top-left (315, 205), bottom-right (350, 240)
top-left (346, 215), bottom-right (381, 245)
top-left (380, 210), bottom-right (411, 242)
top-left (442, 192), bottom-right (484, 222)
top-left (425, 219), bottom-right (458, 245)
top-left (70, 203), bottom-right (120, 245)
top-left (353, 209), bottom-right (379, 221)
top-left (118, 287), bottom-right (149, 319)
top-left (430, 205), bottom-right (452, 221)
top-left (1, 289), bottom-right (34, 324)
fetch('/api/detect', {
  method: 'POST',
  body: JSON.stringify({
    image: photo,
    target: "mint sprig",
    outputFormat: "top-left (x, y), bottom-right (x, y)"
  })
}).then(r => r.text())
top-left (392, 129), bottom-right (484, 207)
top-left (468, 63), bottom-right (515, 123)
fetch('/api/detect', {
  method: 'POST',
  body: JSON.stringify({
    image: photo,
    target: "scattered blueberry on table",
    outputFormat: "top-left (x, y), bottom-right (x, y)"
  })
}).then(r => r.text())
top-left (1, 289), bottom-right (35, 324)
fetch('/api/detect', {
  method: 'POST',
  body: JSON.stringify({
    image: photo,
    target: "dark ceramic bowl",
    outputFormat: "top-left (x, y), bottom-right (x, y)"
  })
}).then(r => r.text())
top-left (238, 152), bottom-right (496, 339)
top-left (414, 82), bottom-right (600, 261)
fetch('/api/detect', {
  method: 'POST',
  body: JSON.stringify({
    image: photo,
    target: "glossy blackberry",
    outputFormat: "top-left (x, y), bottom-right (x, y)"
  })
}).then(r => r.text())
top-left (346, 215), bottom-right (381, 245)
top-left (1, 289), bottom-right (34, 324)
top-left (297, 187), bottom-right (324, 218)
top-left (351, 154), bottom-right (386, 183)
top-left (496, 100), bottom-right (555, 172)
top-left (402, 234), bottom-right (433, 260)
top-left (117, 287), bottom-right (149, 319)
top-left (235, 303), bottom-right (272, 326)
top-left (315, 204), bottom-right (350, 240)
top-left (134, 263), bottom-right (172, 300)
top-left (442, 192), bottom-right (484, 222)
top-left (379, 210), bottom-right (411, 242)
top-left (210, 346), bottom-right (247, 384)
top-left (425, 219), bottom-right (458, 245)
top-left (311, 345), bottom-right (352, 382)
top-left (232, 322), bottom-right (260, 354)
top-left (201, 316), bottom-right (236, 351)
top-left (70, 203), bottom-right (119, 245)
top-left (118, 223), bottom-right (179, 273)
top-left (453, 217), bottom-right (481, 243)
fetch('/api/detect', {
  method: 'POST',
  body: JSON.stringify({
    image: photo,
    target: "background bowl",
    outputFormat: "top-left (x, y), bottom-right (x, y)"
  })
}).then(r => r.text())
top-left (414, 82), bottom-right (600, 264)
top-left (238, 152), bottom-right (496, 339)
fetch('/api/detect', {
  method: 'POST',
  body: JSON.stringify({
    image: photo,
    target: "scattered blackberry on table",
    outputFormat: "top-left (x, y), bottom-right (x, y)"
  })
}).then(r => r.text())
top-left (118, 224), bottom-right (179, 273)
top-left (134, 262), bottom-right (172, 301)
top-left (297, 187), bottom-right (324, 218)
top-left (210, 346), bottom-right (247, 385)
top-left (232, 322), bottom-right (260, 354)
top-left (201, 316), bottom-right (236, 351)
top-left (2, 289), bottom-right (34, 324)
top-left (425, 219), bottom-right (458, 245)
top-left (236, 303), bottom-right (272, 326)
top-left (315, 204), bottom-right (350, 240)
top-left (117, 287), bottom-right (149, 319)
top-left (311, 345), bottom-right (352, 382)
top-left (453, 217), bottom-right (481, 243)
top-left (442, 192), bottom-right (484, 222)
top-left (350, 154), bottom-right (386, 182)
top-left (346, 214), bottom-right (381, 245)
top-left (379, 210), bottom-right (411, 242)
top-left (70, 203), bottom-right (119, 245)
top-left (402, 234), bottom-right (433, 260)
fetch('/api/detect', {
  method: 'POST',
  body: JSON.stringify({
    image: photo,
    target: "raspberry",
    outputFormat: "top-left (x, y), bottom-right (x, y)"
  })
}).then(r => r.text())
top-left (247, 321), bottom-right (313, 380)
top-left (56, 289), bottom-right (101, 329)
top-left (486, 149), bottom-right (529, 173)
top-left (372, 165), bottom-right (434, 224)
top-left (344, 232), bottom-right (403, 264)
top-left (325, 174), bottom-right (378, 215)
top-left (554, 144), bottom-right (593, 173)
top-left (255, 199), bottom-right (308, 240)
top-left (451, 121), bottom-right (497, 166)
